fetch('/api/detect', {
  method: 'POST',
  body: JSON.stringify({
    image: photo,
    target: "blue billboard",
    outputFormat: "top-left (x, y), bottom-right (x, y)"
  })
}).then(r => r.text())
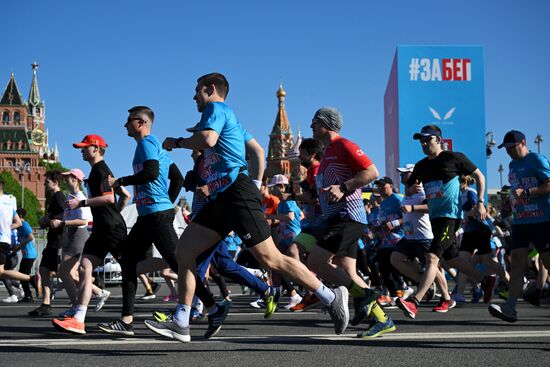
top-left (384, 45), bottom-right (486, 191)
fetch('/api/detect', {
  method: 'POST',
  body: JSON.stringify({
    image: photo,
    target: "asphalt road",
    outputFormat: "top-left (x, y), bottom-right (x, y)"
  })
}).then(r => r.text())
top-left (1, 284), bottom-right (549, 366)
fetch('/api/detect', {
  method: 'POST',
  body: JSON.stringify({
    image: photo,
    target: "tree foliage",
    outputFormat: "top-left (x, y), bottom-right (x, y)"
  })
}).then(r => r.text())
top-left (0, 170), bottom-right (42, 227)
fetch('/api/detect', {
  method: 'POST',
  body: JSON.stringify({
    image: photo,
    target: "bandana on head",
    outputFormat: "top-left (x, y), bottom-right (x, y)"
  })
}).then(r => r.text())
top-left (313, 107), bottom-right (343, 132)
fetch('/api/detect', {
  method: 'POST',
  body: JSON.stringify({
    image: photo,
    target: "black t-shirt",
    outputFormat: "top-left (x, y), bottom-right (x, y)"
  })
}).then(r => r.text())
top-left (407, 151), bottom-right (477, 186)
top-left (85, 160), bottom-right (126, 228)
top-left (46, 191), bottom-right (66, 245)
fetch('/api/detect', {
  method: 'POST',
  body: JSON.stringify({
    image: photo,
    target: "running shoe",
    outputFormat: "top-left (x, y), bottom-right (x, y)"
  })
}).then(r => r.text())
top-left (249, 298), bottom-right (264, 309)
top-left (141, 290), bottom-right (156, 300)
top-left (1, 294), bottom-right (18, 303)
top-left (144, 319), bottom-right (190, 343)
top-left (488, 303), bottom-right (517, 323)
top-left (472, 287), bottom-right (484, 303)
top-left (357, 316), bottom-right (397, 338)
top-left (97, 319), bottom-right (135, 336)
top-left (94, 289), bottom-right (111, 312)
top-left (396, 286), bottom-right (414, 300)
top-left (523, 290), bottom-right (541, 307)
top-left (163, 294), bottom-right (178, 302)
top-left (264, 287), bottom-right (280, 319)
top-left (326, 286), bottom-right (349, 335)
top-left (284, 293), bottom-right (303, 310)
top-left (153, 309), bottom-right (174, 322)
top-left (481, 275), bottom-right (497, 303)
top-left (205, 302), bottom-right (230, 339)
top-left (290, 294), bottom-right (321, 312)
top-left (350, 288), bottom-right (378, 326)
top-left (432, 299), bottom-right (456, 313)
top-left (191, 307), bottom-right (203, 320)
top-left (396, 297), bottom-right (417, 319)
top-left (28, 304), bottom-right (52, 317)
top-left (17, 296), bottom-right (34, 303)
top-left (52, 317), bottom-right (86, 335)
top-left (377, 294), bottom-right (392, 306)
top-left (59, 308), bottom-right (76, 318)
top-left (451, 293), bottom-right (466, 304)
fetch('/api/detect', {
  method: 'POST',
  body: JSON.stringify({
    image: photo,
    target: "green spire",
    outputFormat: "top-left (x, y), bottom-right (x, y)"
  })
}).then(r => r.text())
top-left (28, 61), bottom-right (41, 107)
top-left (0, 73), bottom-right (24, 106)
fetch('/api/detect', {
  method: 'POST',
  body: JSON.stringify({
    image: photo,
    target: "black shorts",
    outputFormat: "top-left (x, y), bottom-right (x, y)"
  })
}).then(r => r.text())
top-left (82, 223), bottom-right (127, 261)
top-left (429, 217), bottom-right (461, 261)
top-left (39, 246), bottom-right (60, 271)
top-left (460, 227), bottom-right (492, 255)
top-left (511, 222), bottom-right (550, 254)
top-left (309, 217), bottom-right (365, 259)
top-left (193, 173), bottom-right (271, 248)
top-left (0, 242), bottom-right (10, 265)
top-left (394, 238), bottom-right (432, 262)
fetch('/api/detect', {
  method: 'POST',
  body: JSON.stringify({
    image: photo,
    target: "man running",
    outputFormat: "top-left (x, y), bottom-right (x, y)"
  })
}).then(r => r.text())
top-left (396, 125), bottom-right (497, 319)
top-left (489, 130), bottom-right (550, 322)
top-left (51, 135), bottom-right (128, 334)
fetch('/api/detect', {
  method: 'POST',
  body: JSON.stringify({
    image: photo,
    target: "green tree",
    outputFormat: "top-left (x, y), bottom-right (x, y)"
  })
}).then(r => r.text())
top-left (0, 170), bottom-right (42, 226)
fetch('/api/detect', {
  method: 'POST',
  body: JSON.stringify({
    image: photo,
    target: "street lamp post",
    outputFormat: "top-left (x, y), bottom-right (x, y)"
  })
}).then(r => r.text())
top-left (497, 164), bottom-right (504, 189)
top-left (15, 162), bottom-right (31, 208)
top-left (534, 133), bottom-right (543, 153)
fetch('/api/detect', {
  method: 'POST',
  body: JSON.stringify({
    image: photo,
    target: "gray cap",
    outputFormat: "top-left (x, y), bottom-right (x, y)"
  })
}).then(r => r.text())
top-left (313, 107), bottom-right (343, 132)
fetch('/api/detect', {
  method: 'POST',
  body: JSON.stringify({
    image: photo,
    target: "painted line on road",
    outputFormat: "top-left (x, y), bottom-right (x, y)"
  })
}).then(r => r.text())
top-left (2, 330), bottom-right (550, 347)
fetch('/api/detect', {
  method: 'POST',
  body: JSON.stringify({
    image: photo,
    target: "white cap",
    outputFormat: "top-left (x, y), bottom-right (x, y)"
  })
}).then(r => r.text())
top-left (267, 174), bottom-right (289, 187)
top-left (397, 164), bottom-right (415, 173)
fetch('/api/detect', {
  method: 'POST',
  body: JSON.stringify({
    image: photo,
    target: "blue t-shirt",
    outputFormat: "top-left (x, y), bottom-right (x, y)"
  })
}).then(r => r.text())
top-left (377, 193), bottom-right (404, 248)
top-left (197, 102), bottom-right (248, 197)
top-left (17, 221), bottom-right (36, 259)
top-left (508, 152), bottom-right (550, 225)
top-left (133, 135), bottom-right (174, 216)
top-left (277, 199), bottom-right (302, 240)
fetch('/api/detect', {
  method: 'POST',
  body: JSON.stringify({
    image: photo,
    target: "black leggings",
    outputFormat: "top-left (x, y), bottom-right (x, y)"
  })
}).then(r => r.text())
top-left (19, 258), bottom-right (35, 298)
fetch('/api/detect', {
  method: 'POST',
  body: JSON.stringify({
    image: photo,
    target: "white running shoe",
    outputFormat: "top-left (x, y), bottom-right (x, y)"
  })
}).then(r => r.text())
top-left (284, 294), bottom-right (303, 310)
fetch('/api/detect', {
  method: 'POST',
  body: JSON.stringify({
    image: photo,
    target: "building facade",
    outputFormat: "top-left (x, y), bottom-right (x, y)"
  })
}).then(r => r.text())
top-left (0, 63), bottom-right (58, 209)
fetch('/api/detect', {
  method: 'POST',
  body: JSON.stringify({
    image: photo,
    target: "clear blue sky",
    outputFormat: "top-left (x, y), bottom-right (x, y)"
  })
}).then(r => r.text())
top-left (3, 0), bottom-right (549, 202)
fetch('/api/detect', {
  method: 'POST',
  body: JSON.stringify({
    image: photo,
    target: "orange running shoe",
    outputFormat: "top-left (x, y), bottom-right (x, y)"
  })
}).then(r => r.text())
top-left (52, 317), bottom-right (86, 335)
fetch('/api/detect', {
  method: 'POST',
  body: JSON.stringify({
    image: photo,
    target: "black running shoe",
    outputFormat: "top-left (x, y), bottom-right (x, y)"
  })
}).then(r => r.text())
top-left (204, 303), bottom-right (230, 339)
top-left (28, 304), bottom-right (51, 317)
top-left (97, 319), bottom-right (135, 336)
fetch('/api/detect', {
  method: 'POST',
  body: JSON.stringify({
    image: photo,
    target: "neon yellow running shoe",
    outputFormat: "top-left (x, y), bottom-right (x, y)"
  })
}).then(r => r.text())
top-left (264, 287), bottom-right (280, 319)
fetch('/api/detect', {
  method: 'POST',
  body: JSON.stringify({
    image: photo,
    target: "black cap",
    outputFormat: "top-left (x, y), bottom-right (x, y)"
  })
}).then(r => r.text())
top-left (413, 125), bottom-right (442, 140)
top-left (374, 176), bottom-right (393, 186)
top-left (498, 130), bottom-right (526, 149)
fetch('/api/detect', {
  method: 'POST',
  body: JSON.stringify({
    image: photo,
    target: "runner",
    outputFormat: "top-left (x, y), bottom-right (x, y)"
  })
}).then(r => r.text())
top-left (51, 134), bottom-right (128, 334)
top-left (396, 125), bottom-right (497, 319)
top-left (305, 107), bottom-right (395, 338)
top-left (489, 130), bottom-right (550, 322)
top-left (28, 171), bottom-right (65, 317)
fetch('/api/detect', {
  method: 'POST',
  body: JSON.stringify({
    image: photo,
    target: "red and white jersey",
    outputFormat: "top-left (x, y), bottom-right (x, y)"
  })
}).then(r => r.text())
top-left (317, 136), bottom-right (372, 223)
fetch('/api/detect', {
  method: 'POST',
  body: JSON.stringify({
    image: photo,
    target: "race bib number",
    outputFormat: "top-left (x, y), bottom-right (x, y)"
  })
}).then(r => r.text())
top-left (403, 222), bottom-right (414, 236)
top-left (424, 180), bottom-right (444, 200)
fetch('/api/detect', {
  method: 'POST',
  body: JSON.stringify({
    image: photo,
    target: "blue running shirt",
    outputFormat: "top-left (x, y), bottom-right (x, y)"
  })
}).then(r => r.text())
top-left (196, 102), bottom-right (248, 197)
top-left (408, 151), bottom-right (477, 219)
top-left (133, 135), bottom-right (174, 215)
top-left (508, 152), bottom-right (550, 224)
top-left (377, 193), bottom-right (404, 248)
top-left (18, 221), bottom-right (36, 259)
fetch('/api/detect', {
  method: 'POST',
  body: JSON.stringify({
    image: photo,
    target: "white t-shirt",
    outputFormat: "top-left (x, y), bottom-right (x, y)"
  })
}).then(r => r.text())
top-left (401, 189), bottom-right (433, 241)
top-left (64, 191), bottom-right (93, 228)
top-left (0, 194), bottom-right (17, 244)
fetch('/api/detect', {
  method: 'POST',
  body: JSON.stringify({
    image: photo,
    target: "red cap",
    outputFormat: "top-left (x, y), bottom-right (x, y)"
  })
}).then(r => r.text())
top-left (73, 134), bottom-right (108, 148)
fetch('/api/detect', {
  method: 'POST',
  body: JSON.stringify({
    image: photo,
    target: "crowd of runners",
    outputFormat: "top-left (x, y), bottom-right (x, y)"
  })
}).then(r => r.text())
top-left (0, 72), bottom-right (548, 341)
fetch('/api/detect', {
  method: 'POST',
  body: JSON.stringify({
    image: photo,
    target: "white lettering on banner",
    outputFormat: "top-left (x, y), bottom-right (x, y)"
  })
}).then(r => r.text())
top-left (409, 58), bottom-right (472, 81)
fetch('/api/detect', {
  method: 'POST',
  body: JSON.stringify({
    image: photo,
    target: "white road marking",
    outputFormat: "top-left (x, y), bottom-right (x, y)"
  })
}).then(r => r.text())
top-left (1, 330), bottom-right (549, 347)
